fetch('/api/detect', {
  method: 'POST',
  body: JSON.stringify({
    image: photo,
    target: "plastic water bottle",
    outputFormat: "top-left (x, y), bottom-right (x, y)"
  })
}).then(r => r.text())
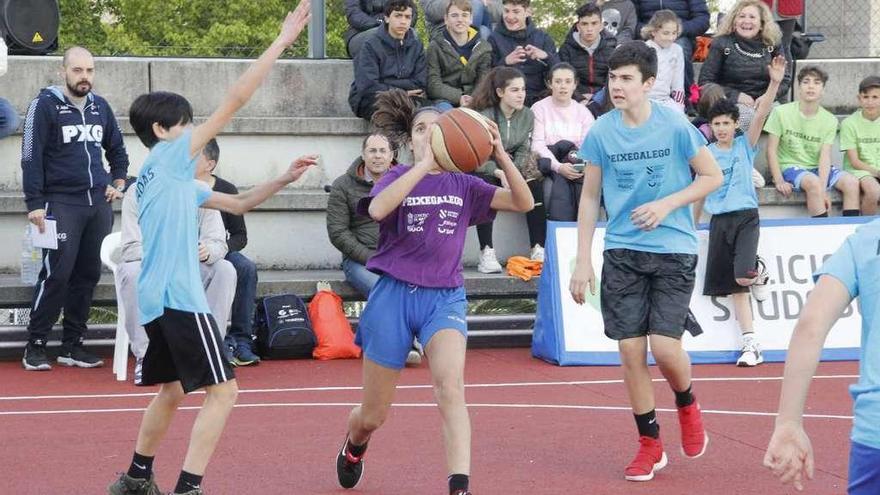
top-left (20, 227), bottom-right (42, 285)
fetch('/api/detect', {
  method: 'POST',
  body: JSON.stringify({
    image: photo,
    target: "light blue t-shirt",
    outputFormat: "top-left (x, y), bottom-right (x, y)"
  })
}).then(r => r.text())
top-left (578, 101), bottom-right (707, 254)
top-left (704, 134), bottom-right (759, 215)
top-left (814, 219), bottom-right (880, 450)
top-left (135, 130), bottom-right (213, 325)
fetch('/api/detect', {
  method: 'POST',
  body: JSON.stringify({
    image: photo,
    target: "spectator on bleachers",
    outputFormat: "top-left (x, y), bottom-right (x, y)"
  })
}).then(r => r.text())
top-left (426, 0), bottom-right (493, 111)
top-left (423, 0), bottom-right (501, 40)
top-left (597, 0), bottom-right (638, 43)
top-left (488, 0), bottom-right (559, 107)
top-left (642, 10), bottom-right (685, 112)
top-left (532, 62), bottom-right (595, 222)
top-left (0, 36), bottom-right (19, 139)
top-left (840, 76), bottom-right (880, 216)
top-left (698, 0), bottom-right (792, 128)
top-left (326, 133), bottom-right (423, 365)
top-left (193, 139), bottom-right (261, 367)
top-left (119, 172), bottom-right (236, 382)
top-left (349, 0), bottom-right (427, 121)
top-left (21, 46), bottom-right (129, 372)
top-left (760, 0), bottom-right (803, 62)
top-left (345, 0), bottom-right (420, 59)
top-left (633, 0), bottom-right (709, 102)
top-left (765, 65), bottom-right (860, 217)
top-left (469, 67), bottom-right (543, 268)
top-left (558, 3), bottom-right (617, 116)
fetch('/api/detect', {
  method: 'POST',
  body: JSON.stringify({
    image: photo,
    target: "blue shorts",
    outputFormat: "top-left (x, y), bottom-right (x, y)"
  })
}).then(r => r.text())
top-left (355, 275), bottom-right (468, 370)
top-left (849, 440), bottom-right (880, 494)
top-left (782, 165), bottom-right (843, 190)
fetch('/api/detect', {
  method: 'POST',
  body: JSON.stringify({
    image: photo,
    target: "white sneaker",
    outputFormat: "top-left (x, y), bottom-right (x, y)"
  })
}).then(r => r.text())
top-left (736, 337), bottom-right (764, 367)
top-left (405, 349), bottom-right (422, 366)
top-left (530, 244), bottom-right (545, 262)
top-left (751, 168), bottom-right (766, 188)
top-left (750, 256), bottom-right (771, 302)
top-left (477, 247), bottom-right (503, 274)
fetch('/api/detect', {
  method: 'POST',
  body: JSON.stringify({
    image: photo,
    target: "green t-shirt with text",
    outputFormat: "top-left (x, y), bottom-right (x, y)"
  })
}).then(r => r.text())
top-left (841, 110), bottom-right (880, 178)
top-left (764, 101), bottom-right (838, 170)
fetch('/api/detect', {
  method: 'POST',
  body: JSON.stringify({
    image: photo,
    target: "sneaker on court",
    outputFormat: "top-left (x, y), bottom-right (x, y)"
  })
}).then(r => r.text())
top-left (336, 435), bottom-right (367, 489)
top-left (624, 436), bottom-right (667, 482)
top-left (57, 344), bottom-right (104, 368)
top-left (107, 472), bottom-right (162, 495)
top-left (22, 340), bottom-right (52, 371)
top-left (477, 247), bottom-right (502, 274)
top-left (168, 489), bottom-right (202, 495)
top-left (736, 338), bottom-right (764, 367)
top-left (451, 491), bottom-right (473, 495)
top-left (134, 357), bottom-right (144, 385)
top-left (530, 244), bottom-right (545, 263)
top-left (232, 341), bottom-right (260, 367)
top-left (222, 337), bottom-right (236, 365)
top-left (405, 348), bottom-right (422, 366)
top-left (677, 400), bottom-right (709, 458)
top-left (750, 256), bottom-right (771, 302)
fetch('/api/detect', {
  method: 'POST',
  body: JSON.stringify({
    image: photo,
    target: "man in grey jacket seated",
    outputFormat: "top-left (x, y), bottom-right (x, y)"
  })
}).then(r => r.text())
top-left (119, 180), bottom-right (236, 384)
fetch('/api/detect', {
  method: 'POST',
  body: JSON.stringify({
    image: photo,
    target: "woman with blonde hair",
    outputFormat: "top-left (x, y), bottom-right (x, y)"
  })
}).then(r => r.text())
top-left (698, 0), bottom-right (791, 109)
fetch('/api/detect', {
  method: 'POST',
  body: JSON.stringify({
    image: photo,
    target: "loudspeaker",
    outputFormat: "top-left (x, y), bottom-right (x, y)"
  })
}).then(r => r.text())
top-left (1, 0), bottom-right (60, 55)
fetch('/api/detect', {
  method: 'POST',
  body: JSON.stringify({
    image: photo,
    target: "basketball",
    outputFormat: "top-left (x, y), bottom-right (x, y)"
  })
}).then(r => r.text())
top-left (430, 107), bottom-right (494, 173)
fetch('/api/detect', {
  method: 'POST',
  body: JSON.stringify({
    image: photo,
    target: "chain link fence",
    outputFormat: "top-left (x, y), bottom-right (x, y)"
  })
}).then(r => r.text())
top-left (803, 0), bottom-right (880, 58)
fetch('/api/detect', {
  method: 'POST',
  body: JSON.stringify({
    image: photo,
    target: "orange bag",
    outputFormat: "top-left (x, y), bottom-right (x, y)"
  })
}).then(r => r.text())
top-left (693, 36), bottom-right (712, 62)
top-left (308, 290), bottom-right (362, 360)
top-left (506, 256), bottom-right (543, 281)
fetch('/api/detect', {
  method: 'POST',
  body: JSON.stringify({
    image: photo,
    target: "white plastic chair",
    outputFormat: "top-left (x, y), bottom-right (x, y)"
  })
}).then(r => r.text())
top-left (99, 232), bottom-right (129, 381)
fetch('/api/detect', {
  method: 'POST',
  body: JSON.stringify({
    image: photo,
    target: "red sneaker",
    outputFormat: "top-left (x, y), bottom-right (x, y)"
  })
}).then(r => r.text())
top-left (678, 400), bottom-right (709, 458)
top-left (624, 436), bottom-right (668, 482)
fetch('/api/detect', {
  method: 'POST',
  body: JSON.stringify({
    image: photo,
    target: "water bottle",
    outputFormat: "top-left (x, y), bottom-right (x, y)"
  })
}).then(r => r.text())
top-left (20, 227), bottom-right (42, 285)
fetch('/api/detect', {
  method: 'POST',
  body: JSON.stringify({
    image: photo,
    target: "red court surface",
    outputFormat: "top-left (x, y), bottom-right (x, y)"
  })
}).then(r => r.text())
top-left (0, 348), bottom-right (855, 494)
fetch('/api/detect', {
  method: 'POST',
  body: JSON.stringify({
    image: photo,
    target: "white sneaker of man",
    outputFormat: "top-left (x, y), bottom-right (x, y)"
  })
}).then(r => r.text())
top-left (530, 244), bottom-right (545, 262)
top-left (477, 247), bottom-right (503, 274)
top-left (736, 334), bottom-right (764, 367)
top-left (750, 255), bottom-right (771, 302)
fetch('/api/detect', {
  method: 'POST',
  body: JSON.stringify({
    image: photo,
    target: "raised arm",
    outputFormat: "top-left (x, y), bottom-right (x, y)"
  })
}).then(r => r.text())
top-left (191, 1), bottom-right (312, 156)
top-left (202, 155), bottom-right (317, 215)
top-left (487, 121), bottom-right (534, 213)
top-left (747, 55), bottom-right (786, 148)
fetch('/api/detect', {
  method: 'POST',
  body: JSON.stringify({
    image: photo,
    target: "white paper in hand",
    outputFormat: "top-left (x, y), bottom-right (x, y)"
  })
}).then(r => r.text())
top-left (30, 220), bottom-right (58, 250)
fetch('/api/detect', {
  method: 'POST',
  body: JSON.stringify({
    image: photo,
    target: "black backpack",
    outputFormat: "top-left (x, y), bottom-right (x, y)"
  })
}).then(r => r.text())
top-left (254, 294), bottom-right (317, 359)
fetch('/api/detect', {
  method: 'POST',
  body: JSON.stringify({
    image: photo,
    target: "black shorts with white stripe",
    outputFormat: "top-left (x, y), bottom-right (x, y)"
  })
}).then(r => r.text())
top-left (140, 308), bottom-right (235, 393)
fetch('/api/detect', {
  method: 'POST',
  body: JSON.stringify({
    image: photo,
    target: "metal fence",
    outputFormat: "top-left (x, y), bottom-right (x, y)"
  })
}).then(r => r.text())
top-left (803, 0), bottom-right (880, 58)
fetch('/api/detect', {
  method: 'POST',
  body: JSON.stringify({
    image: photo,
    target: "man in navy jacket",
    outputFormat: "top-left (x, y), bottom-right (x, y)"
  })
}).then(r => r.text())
top-left (21, 46), bottom-right (129, 371)
top-left (348, 0), bottom-right (427, 120)
top-left (633, 0), bottom-right (709, 102)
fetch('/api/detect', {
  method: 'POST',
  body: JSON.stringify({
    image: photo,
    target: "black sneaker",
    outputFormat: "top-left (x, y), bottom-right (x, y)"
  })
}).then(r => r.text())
top-left (57, 344), bottom-right (104, 368)
top-left (336, 435), bottom-right (367, 489)
top-left (451, 491), bottom-right (473, 495)
top-left (168, 489), bottom-right (202, 495)
top-left (22, 340), bottom-right (51, 371)
top-left (107, 472), bottom-right (162, 495)
top-left (134, 357), bottom-right (144, 385)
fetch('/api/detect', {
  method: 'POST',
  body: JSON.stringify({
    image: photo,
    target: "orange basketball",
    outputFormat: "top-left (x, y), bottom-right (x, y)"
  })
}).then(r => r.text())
top-left (430, 107), bottom-right (494, 173)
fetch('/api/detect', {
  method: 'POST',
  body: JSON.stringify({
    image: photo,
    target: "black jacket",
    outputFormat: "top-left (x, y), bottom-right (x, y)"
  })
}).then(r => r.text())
top-left (558, 26), bottom-right (617, 98)
top-left (21, 86), bottom-right (129, 211)
top-left (488, 19), bottom-right (559, 106)
top-left (698, 34), bottom-right (791, 102)
top-left (349, 26), bottom-right (427, 117)
top-left (211, 176), bottom-right (248, 252)
top-left (634, 0), bottom-right (710, 38)
top-left (343, 0), bottom-right (419, 48)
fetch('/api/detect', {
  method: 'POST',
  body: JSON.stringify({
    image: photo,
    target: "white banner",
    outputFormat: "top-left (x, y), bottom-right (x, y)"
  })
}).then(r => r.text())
top-left (547, 219), bottom-right (866, 363)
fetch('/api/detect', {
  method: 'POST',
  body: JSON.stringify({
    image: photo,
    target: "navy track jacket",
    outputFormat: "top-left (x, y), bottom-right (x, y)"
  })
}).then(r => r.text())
top-left (21, 86), bottom-right (129, 212)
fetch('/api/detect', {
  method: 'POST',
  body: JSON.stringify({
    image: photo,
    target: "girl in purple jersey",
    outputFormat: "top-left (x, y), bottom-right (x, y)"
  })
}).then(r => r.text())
top-left (334, 89), bottom-right (534, 495)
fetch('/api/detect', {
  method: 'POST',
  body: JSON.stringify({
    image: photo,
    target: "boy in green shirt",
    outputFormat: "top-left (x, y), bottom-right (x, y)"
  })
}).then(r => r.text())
top-left (841, 76), bottom-right (880, 215)
top-left (765, 65), bottom-right (861, 217)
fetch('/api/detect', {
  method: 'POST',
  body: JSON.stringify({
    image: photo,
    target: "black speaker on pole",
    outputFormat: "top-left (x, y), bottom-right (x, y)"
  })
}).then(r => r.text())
top-left (1, 0), bottom-right (60, 55)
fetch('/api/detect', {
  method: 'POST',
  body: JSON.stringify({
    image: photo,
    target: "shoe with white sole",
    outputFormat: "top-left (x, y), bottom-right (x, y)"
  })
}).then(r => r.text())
top-left (477, 247), bottom-right (502, 274)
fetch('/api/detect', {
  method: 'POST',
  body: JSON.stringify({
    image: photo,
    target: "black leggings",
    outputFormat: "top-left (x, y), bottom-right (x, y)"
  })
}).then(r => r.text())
top-left (475, 175), bottom-right (547, 249)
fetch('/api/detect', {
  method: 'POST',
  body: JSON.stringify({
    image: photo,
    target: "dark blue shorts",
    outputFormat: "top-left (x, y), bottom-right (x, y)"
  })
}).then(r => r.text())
top-left (849, 440), bottom-right (880, 494)
top-left (355, 275), bottom-right (467, 370)
top-left (781, 165), bottom-right (843, 190)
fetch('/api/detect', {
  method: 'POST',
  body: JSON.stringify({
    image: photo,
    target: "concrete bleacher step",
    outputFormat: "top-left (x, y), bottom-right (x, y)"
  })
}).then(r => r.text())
top-left (0, 313), bottom-right (535, 360)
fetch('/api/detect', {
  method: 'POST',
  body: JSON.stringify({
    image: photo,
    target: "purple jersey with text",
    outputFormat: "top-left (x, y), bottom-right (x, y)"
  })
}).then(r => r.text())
top-left (358, 165), bottom-right (497, 288)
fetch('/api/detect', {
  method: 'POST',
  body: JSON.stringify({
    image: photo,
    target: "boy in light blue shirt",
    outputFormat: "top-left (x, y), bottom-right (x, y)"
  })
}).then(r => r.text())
top-left (570, 41), bottom-right (722, 483)
top-left (765, 218), bottom-right (880, 495)
top-left (694, 55), bottom-right (786, 368)
top-left (107, 3), bottom-right (318, 495)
